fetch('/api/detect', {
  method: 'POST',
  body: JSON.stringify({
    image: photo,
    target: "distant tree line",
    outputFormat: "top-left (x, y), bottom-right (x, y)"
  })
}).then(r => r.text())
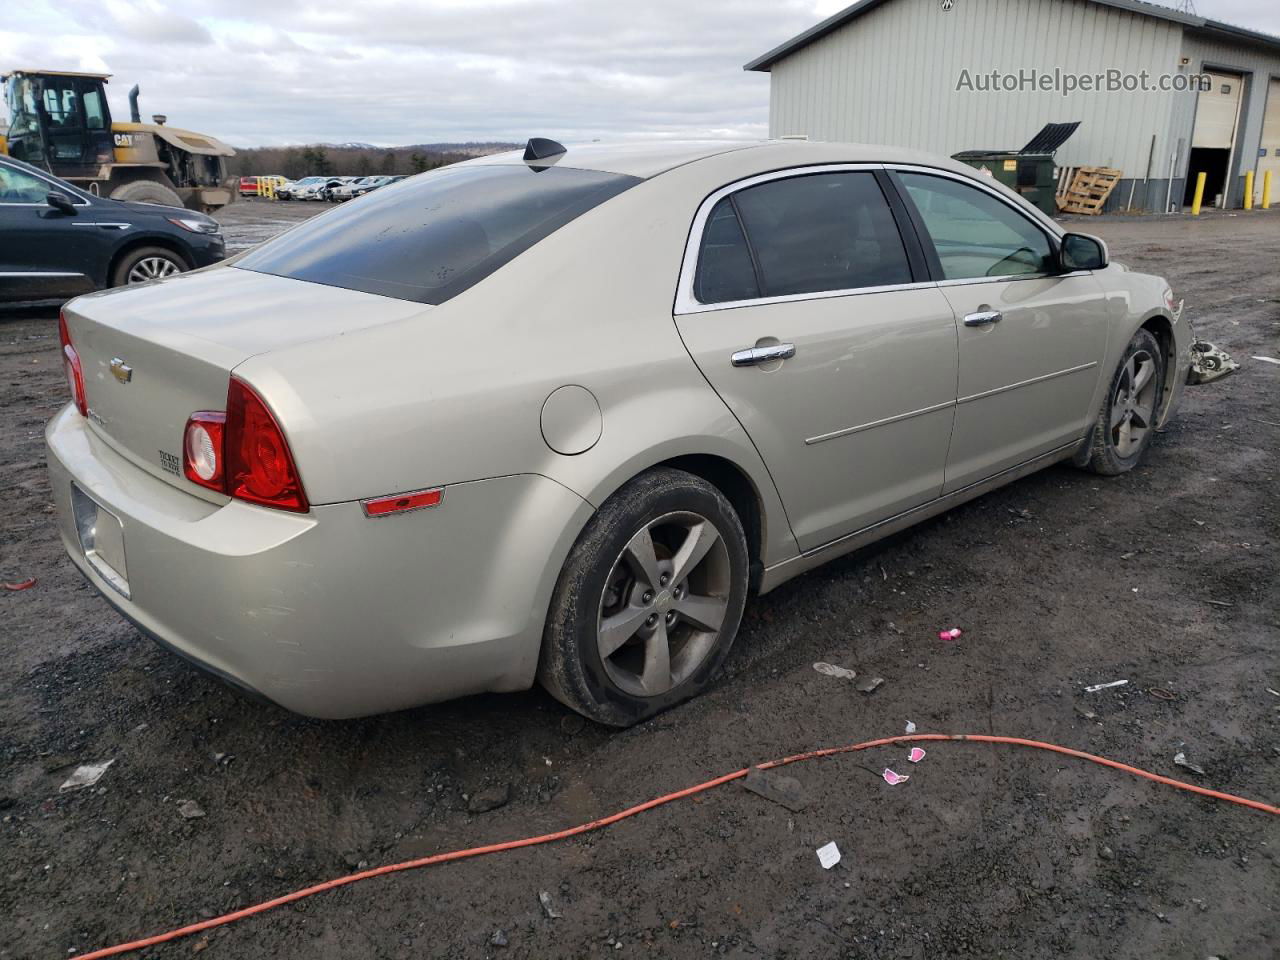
top-left (226, 143), bottom-right (517, 179)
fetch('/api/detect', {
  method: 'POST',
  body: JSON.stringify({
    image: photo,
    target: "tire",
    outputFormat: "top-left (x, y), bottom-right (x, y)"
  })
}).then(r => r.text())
top-left (108, 180), bottom-right (183, 207)
top-left (538, 468), bottom-right (749, 726)
top-left (1084, 328), bottom-right (1166, 475)
top-left (110, 246), bottom-right (190, 287)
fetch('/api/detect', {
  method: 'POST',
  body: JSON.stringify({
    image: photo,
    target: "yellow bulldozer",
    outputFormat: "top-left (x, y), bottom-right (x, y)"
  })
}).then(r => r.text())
top-left (0, 69), bottom-right (236, 211)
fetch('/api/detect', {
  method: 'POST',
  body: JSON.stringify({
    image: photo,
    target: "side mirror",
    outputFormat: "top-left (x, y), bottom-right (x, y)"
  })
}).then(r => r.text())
top-left (1059, 232), bottom-right (1107, 271)
top-left (46, 191), bottom-right (78, 216)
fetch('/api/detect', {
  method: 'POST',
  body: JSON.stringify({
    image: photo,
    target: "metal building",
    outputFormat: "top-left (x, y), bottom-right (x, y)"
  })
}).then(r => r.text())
top-left (746, 0), bottom-right (1280, 211)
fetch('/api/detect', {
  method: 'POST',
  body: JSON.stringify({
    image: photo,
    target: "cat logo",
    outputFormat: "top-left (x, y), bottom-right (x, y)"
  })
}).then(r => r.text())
top-left (113, 133), bottom-right (135, 148)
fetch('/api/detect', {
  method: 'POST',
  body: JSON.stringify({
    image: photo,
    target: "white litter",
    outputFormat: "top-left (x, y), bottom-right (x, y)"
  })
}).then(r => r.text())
top-left (1250, 356), bottom-right (1280, 365)
top-left (59, 760), bottom-right (114, 793)
top-left (1084, 680), bottom-right (1129, 693)
top-left (1173, 751), bottom-right (1206, 777)
top-left (813, 662), bottom-right (857, 680)
top-left (904, 720), bottom-right (917, 734)
top-left (816, 841), bottom-right (842, 869)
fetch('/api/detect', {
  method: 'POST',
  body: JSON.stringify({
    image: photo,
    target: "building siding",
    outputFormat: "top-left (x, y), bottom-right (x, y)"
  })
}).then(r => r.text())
top-left (769, 0), bottom-right (1192, 177)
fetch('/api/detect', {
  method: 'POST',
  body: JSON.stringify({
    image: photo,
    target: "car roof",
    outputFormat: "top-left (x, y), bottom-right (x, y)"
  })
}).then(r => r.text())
top-left (463, 140), bottom-right (764, 179)
top-left (459, 138), bottom-right (1009, 181)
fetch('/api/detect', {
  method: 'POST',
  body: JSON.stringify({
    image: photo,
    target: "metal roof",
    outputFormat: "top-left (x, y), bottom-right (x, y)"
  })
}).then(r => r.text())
top-left (744, 0), bottom-right (1280, 72)
top-left (1, 69), bottom-right (112, 80)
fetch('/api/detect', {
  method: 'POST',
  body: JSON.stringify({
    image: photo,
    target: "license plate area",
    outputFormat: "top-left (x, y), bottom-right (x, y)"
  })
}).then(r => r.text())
top-left (71, 484), bottom-right (130, 598)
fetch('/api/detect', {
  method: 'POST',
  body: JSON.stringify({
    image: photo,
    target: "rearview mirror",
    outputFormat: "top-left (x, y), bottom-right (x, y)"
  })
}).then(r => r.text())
top-left (46, 191), bottom-right (78, 216)
top-left (1059, 232), bottom-right (1107, 271)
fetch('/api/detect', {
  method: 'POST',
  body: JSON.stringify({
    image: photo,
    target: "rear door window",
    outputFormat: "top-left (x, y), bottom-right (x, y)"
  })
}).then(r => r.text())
top-left (694, 171), bottom-right (913, 304)
top-left (235, 164), bottom-right (639, 304)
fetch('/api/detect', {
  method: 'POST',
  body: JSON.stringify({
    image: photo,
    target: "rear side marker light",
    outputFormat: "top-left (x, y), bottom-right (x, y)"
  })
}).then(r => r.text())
top-left (59, 310), bottom-right (87, 417)
top-left (362, 487), bottom-right (443, 518)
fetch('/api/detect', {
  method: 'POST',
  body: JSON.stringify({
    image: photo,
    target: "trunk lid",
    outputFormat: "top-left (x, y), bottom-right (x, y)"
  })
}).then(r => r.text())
top-left (63, 266), bottom-right (427, 495)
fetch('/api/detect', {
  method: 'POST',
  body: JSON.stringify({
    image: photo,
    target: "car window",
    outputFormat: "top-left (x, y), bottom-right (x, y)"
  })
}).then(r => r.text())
top-left (897, 173), bottom-right (1052, 280)
top-left (694, 198), bottom-right (759, 304)
top-left (699, 171), bottom-right (912, 302)
top-left (235, 164), bottom-right (640, 304)
top-left (0, 164), bottom-right (52, 204)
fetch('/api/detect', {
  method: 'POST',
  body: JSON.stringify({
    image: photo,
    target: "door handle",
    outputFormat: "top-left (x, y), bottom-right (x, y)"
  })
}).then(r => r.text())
top-left (963, 310), bottom-right (1003, 327)
top-left (731, 342), bottom-right (796, 367)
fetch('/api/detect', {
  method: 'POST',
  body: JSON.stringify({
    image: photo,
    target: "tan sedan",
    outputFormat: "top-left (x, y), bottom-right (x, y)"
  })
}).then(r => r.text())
top-left (47, 138), bottom-right (1212, 724)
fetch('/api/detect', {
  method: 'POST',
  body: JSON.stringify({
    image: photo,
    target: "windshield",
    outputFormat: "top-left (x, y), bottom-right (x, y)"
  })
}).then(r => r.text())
top-left (235, 163), bottom-right (639, 304)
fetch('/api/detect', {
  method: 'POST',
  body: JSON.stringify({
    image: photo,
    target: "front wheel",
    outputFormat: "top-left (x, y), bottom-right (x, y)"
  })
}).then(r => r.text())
top-left (1084, 328), bottom-right (1166, 475)
top-left (538, 468), bottom-right (749, 726)
top-left (110, 246), bottom-right (189, 287)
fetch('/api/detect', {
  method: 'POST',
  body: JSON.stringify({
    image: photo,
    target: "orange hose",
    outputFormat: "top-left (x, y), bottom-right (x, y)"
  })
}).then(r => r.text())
top-left (70, 733), bottom-right (1277, 959)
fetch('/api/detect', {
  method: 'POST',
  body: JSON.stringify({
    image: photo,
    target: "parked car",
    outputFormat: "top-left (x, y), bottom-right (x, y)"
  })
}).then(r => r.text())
top-left (329, 175), bottom-right (404, 201)
top-left (314, 177), bottom-right (352, 202)
top-left (285, 177), bottom-right (341, 201)
top-left (48, 139), bottom-right (1219, 725)
top-left (238, 175), bottom-right (285, 198)
top-left (0, 153), bottom-right (224, 304)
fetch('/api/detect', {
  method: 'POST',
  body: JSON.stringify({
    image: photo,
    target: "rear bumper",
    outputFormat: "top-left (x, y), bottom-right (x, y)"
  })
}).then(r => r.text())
top-left (46, 405), bottom-right (593, 718)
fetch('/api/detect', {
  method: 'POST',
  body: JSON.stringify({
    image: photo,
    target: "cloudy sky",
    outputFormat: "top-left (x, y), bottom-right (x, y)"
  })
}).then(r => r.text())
top-left (3, 0), bottom-right (1277, 148)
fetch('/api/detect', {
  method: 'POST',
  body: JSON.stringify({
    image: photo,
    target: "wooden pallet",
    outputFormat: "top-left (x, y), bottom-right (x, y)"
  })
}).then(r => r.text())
top-left (1059, 166), bottom-right (1123, 215)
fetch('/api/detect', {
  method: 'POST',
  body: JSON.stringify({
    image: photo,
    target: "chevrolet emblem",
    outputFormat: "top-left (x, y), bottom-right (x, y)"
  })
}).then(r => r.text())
top-left (109, 357), bottom-right (132, 384)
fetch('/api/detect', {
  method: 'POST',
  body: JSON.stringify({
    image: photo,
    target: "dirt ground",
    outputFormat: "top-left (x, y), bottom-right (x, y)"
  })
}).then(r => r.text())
top-left (1, 200), bottom-right (1277, 960)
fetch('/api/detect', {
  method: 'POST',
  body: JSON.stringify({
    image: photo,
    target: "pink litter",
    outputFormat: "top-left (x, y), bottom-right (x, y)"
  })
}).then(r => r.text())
top-left (908, 747), bottom-right (927, 764)
top-left (937, 627), bottom-right (962, 641)
top-left (882, 768), bottom-right (910, 785)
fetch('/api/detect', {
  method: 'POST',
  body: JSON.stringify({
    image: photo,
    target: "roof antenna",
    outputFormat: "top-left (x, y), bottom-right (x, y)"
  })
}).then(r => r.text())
top-left (523, 137), bottom-right (566, 162)
top-left (1171, 0), bottom-right (1196, 13)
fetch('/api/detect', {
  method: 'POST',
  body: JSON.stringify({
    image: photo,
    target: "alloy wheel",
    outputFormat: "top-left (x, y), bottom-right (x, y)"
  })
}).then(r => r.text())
top-left (127, 256), bottom-right (181, 284)
top-left (596, 511), bottom-right (732, 697)
top-left (1109, 349), bottom-right (1158, 458)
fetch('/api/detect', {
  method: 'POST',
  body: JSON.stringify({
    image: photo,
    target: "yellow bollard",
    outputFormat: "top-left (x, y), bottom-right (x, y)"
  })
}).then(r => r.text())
top-left (1190, 171), bottom-right (1206, 216)
top-left (1264, 171), bottom-right (1273, 210)
top-left (1244, 170), bottom-right (1253, 210)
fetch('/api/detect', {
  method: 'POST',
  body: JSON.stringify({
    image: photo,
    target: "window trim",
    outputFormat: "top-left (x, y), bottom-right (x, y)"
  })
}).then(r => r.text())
top-left (884, 165), bottom-right (1071, 285)
top-left (675, 163), bottom-right (935, 316)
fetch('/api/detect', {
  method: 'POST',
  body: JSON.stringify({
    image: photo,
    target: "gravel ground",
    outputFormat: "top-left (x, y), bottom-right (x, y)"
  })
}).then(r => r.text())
top-left (1, 201), bottom-right (1277, 960)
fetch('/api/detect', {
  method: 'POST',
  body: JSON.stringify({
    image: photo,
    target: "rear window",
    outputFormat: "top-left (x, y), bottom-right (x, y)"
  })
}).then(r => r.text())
top-left (235, 164), bottom-right (640, 304)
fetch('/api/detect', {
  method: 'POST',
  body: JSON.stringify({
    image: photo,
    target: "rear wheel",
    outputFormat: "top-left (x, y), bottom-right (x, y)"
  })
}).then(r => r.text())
top-left (111, 246), bottom-right (189, 287)
top-left (1085, 328), bottom-right (1166, 475)
top-left (539, 468), bottom-right (749, 726)
top-left (108, 179), bottom-right (183, 207)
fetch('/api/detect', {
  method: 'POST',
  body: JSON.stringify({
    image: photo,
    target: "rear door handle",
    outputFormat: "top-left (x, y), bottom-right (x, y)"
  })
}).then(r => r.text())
top-left (963, 310), bottom-right (1003, 327)
top-left (731, 342), bottom-right (796, 367)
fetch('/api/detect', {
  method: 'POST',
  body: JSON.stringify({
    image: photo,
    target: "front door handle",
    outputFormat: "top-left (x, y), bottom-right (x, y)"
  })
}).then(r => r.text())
top-left (963, 310), bottom-right (1003, 327)
top-left (731, 342), bottom-right (796, 367)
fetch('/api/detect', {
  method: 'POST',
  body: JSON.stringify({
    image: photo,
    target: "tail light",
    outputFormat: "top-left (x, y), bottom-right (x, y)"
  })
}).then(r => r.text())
top-left (59, 310), bottom-right (87, 417)
top-left (182, 377), bottom-right (308, 513)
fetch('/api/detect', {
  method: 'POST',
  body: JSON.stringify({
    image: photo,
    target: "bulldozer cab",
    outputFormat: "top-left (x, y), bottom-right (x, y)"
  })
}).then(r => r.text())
top-left (3, 71), bottom-right (115, 180)
top-left (2, 69), bottom-right (235, 211)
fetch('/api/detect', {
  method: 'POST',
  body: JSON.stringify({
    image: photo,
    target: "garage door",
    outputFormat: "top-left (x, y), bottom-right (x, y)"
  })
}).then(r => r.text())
top-left (1258, 78), bottom-right (1280, 200)
top-left (1192, 72), bottom-right (1243, 149)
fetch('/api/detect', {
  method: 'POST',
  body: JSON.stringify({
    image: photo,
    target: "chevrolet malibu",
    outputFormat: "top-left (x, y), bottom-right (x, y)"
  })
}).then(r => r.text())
top-left (48, 138), bottom-right (1207, 725)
